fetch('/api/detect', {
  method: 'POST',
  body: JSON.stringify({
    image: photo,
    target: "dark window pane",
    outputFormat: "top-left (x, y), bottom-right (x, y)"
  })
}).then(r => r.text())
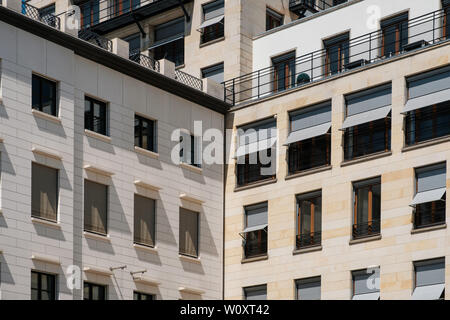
top-left (353, 179), bottom-right (381, 239)
top-left (32, 75), bottom-right (57, 116)
top-left (84, 180), bottom-right (108, 235)
top-left (288, 134), bottom-right (330, 174)
top-left (153, 38), bottom-right (184, 67)
top-left (85, 97), bottom-right (107, 135)
top-left (179, 208), bottom-right (199, 257)
top-left (31, 271), bottom-right (55, 300)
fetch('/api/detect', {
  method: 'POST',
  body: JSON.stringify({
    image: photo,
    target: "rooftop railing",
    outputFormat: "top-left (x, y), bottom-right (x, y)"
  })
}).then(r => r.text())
top-left (223, 8), bottom-right (450, 106)
top-left (289, 0), bottom-right (347, 17)
top-left (23, 2), bottom-right (61, 29)
top-left (174, 69), bottom-right (203, 91)
top-left (129, 49), bottom-right (160, 72)
top-left (78, 28), bottom-right (113, 51)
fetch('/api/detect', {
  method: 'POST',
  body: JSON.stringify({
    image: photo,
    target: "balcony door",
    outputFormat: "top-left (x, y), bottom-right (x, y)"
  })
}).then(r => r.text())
top-left (324, 33), bottom-right (349, 75)
top-left (381, 13), bottom-right (408, 57)
top-left (272, 52), bottom-right (296, 92)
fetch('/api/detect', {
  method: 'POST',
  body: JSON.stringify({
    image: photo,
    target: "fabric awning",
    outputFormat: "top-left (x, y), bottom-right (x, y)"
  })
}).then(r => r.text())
top-left (403, 88), bottom-right (450, 113)
top-left (341, 105), bottom-right (391, 130)
top-left (284, 122), bottom-right (331, 146)
top-left (235, 137), bottom-right (277, 158)
top-left (197, 15), bottom-right (224, 31)
top-left (148, 34), bottom-right (184, 50)
top-left (410, 188), bottom-right (446, 206)
top-left (352, 292), bottom-right (380, 300)
top-left (412, 283), bottom-right (445, 300)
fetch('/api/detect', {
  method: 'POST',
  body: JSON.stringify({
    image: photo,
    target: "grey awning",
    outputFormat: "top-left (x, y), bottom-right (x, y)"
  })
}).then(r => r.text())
top-left (240, 224), bottom-right (268, 235)
top-left (197, 15), bottom-right (224, 31)
top-left (341, 105), bottom-right (391, 130)
top-left (148, 34), bottom-right (184, 50)
top-left (412, 283), bottom-right (445, 300)
top-left (352, 292), bottom-right (380, 300)
top-left (410, 188), bottom-right (446, 206)
top-left (403, 88), bottom-right (450, 113)
top-left (235, 137), bottom-right (277, 158)
top-left (284, 122), bottom-right (331, 146)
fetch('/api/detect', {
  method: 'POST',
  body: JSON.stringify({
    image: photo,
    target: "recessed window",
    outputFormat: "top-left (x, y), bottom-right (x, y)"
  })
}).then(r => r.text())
top-left (111, 0), bottom-right (140, 17)
top-left (32, 74), bottom-right (57, 116)
top-left (241, 203), bottom-right (268, 259)
top-left (266, 7), bottom-right (283, 31)
top-left (135, 115), bottom-right (156, 152)
top-left (296, 276), bottom-right (321, 300)
top-left (412, 258), bottom-right (445, 300)
top-left (31, 271), bottom-right (56, 300)
top-left (444, 1), bottom-right (450, 39)
top-left (134, 194), bottom-right (156, 247)
top-left (352, 268), bottom-right (380, 300)
top-left (133, 291), bottom-right (155, 300)
top-left (80, 0), bottom-right (100, 29)
top-left (151, 17), bottom-right (185, 67)
top-left (84, 282), bottom-right (106, 300)
top-left (201, 63), bottom-right (224, 84)
top-left (244, 285), bottom-right (267, 300)
top-left (296, 191), bottom-right (321, 249)
top-left (180, 133), bottom-right (201, 168)
top-left (381, 12), bottom-right (408, 57)
top-left (199, 0), bottom-right (225, 44)
top-left (85, 96), bottom-right (107, 136)
top-left (123, 33), bottom-right (141, 57)
top-left (84, 180), bottom-right (108, 235)
top-left (38, 4), bottom-right (57, 27)
top-left (324, 33), bottom-right (349, 75)
top-left (31, 163), bottom-right (58, 222)
top-left (272, 52), bottom-right (295, 92)
top-left (179, 208), bottom-right (199, 258)
top-left (352, 177), bottom-right (381, 239)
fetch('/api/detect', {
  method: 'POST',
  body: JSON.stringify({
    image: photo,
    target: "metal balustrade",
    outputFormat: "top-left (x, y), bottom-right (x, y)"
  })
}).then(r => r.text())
top-left (174, 69), bottom-right (203, 91)
top-left (352, 220), bottom-right (380, 239)
top-left (129, 50), bottom-right (160, 72)
top-left (296, 231), bottom-right (322, 249)
top-left (23, 2), bottom-right (61, 29)
top-left (78, 28), bottom-right (113, 51)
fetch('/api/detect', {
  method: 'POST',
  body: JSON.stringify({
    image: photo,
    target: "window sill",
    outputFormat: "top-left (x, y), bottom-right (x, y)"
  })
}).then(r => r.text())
top-left (234, 178), bottom-right (277, 192)
top-left (133, 243), bottom-right (158, 253)
top-left (199, 36), bottom-right (225, 48)
top-left (179, 254), bottom-right (201, 263)
top-left (180, 162), bottom-right (203, 174)
top-left (32, 109), bottom-right (61, 124)
top-left (402, 135), bottom-right (450, 152)
top-left (134, 146), bottom-right (159, 159)
top-left (241, 255), bottom-right (268, 264)
top-left (411, 223), bottom-right (447, 234)
top-left (285, 165), bottom-right (332, 180)
top-left (31, 217), bottom-right (61, 229)
top-left (341, 151), bottom-right (392, 167)
top-left (84, 231), bottom-right (111, 242)
top-left (349, 234), bottom-right (382, 245)
top-left (293, 245), bottom-right (322, 255)
top-left (175, 64), bottom-right (185, 70)
top-left (84, 129), bottom-right (111, 143)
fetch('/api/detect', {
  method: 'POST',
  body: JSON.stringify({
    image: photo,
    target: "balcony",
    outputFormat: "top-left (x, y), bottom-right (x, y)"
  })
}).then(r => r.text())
top-left (289, 0), bottom-right (347, 18)
top-left (296, 231), bottom-right (321, 249)
top-left (352, 220), bottom-right (380, 239)
top-left (22, 2), bottom-right (60, 29)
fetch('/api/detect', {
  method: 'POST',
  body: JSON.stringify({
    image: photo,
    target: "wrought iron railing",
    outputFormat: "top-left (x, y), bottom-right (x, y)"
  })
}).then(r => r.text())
top-left (223, 8), bottom-right (450, 105)
top-left (23, 2), bottom-right (61, 29)
top-left (129, 50), bottom-right (160, 72)
top-left (289, 0), bottom-right (347, 15)
top-left (296, 231), bottom-right (321, 249)
top-left (78, 28), bottom-right (113, 51)
top-left (174, 69), bottom-right (203, 91)
top-left (352, 220), bottom-right (380, 239)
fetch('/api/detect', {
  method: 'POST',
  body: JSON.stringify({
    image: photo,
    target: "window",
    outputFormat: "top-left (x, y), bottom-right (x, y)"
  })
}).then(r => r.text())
top-left (444, 2), bottom-right (450, 39)
top-left (133, 291), bottom-right (155, 300)
top-left (411, 163), bottom-right (446, 229)
top-left (134, 195), bottom-right (156, 247)
top-left (84, 282), bottom-right (106, 300)
top-left (404, 66), bottom-right (450, 146)
top-left (151, 17), bottom-right (185, 67)
top-left (123, 33), bottom-right (141, 57)
top-left (286, 102), bottom-right (331, 174)
top-left (32, 74), bottom-right (57, 116)
top-left (31, 163), bottom-right (58, 222)
top-left (201, 63), bottom-right (224, 84)
top-left (272, 52), bottom-right (295, 92)
top-left (412, 258), bottom-right (445, 300)
top-left (179, 208), bottom-right (199, 258)
top-left (343, 85), bottom-right (392, 161)
top-left (296, 191), bottom-right (321, 249)
top-left (352, 268), bottom-right (380, 300)
top-left (135, 115), bottom-right (156, 152)
top-left (241, 203), bottom-right (268, 259)
top-left (112, 0), bottom-right (140, 17)
top-left (200, 0), bottom-right (225, 44)
top-left (324, 33), bottom-right (349, 75)
top-left (266, 7), bottom-right (283, 31)
top-left (84, 180), bottom-right (108, 235)
top-left (381, 12), bottom-right (408, 57)
top-left (244, 285), bottom-right (267, 300)
top-left (80, 0), bottom-right (100, 29)
top-left (31, 271), bottom-right (56, 300)
top-left (85, 96), bottom-right (107, 136)
top-left (296, 277), bottom-right (321, 300)
top-left (236, 119), bottom-right (277, 186)
top-left (352, 178), bottom-right (381, 239)
top-left (180, 133), bottom-right (201, 168)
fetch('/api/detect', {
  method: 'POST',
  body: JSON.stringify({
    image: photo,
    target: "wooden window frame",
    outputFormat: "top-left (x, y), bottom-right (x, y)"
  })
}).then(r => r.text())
top-left (325, 40), bottom-right (347, 75)
top-left (353, 179), bottom-right (381, 238)
top-left (381, 17), bottom-right (408, 57)
top-left (272, 53), bottom-right (295, 93)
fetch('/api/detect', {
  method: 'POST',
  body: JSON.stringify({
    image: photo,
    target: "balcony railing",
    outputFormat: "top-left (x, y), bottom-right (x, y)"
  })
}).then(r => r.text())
top-left (22, 2), bottom-right (61, 29)
top-left (223, 8), bottom-right (450, 105)
top-left (296, 231), bottom-right (321, 249)
top-left (129, 50), bottom-right (160, 72)
top-left (289, 0), bottom-right (347, 17)
top-left (352, 220), bottom-right (380, 239)
top-left (174, 69), bottom-right (203, 91)
top-left (78, 28), bottom-right (113, 51)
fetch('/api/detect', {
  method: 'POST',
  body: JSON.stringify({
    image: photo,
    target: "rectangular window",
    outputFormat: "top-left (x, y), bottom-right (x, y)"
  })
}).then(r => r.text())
top-left (412, 258), bottom-right (445, 300)
top-left (180, 133), bottom-right (201, 168)
top-left (179, 208), bottom-right (199, 258)
top-left (201, 63), bottom-right (224, 84)
top-left (32, 74), bottom-right (57, 116)
top-left (381, 12), bottom-right (408, 57)
top-left (134, 115), bottom-right (156, 152)
top-left (123, 33), bottom-right (141, 57)
top-left (242, 203), bottom-right (268, 259)
top-left (85, 96), bottom-right (107, 136)
top-left (266, 7), bottom-right (283, 31)
top-left (296, 277), bottom-right (321, 300)
top-left (133, 291), bottom-right (155, 300)
top-left (31, 163), bottom-right (58, 222)
top-left (324, 33), bottom-right (349, 75)
top-left (112, 0), bottom-right (140, 17)
top-left (80, 0), bottom-right (100, 29)
top-left (84, 282), bottom-right (106, 300)
top-left (272, 52), bottom-right (295, 92)
top-left (244, 285), bottom-right (267, 300)
top-left (134, 194), bottom-right (156, 247)
top-left (152, 17), bottom-right (185, 67)
top-left (296, 191), bottom-right (321, 249)
top-left (352, 178), bottom-right (381, 239)
top-left (352, 268), bottom-right (380, 300)
top-left (31, 271), bottom-right (56, 300)
top-left (287, 102), bottom-right (331, 174)
top-left (412, 163), bottom-right (446, 229)
top-left (445, 5), bottom-right (450, 39)
top-left (200, 0), bottom-right (225, 44)
top-left (84, 180), bottom-right (108, 235)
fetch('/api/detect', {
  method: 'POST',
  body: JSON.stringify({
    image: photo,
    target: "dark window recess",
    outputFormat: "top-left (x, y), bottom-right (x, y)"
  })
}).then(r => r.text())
top-left (201, 20), bottom-right (224, 44)
top-left (237, 150), bottom-right (275, 186)
top-left (85, 96), bottom-right (107, 136)
top-left (272, 52), bottom-right (296, 92)
top-left (133, 291), bottom-right (155, 300)
top-left (38, 4), bottom-right (57, 27)
top-left (266, 8), bottom-right (283, 31)
top-left (153, 38), bottom-right (184, 67)
top-left (445, 5), bottom-right (450, 39)
top-left (31, 271), bottom-right (56, 300)
top-left (296, 192), bottom-right (322, 249)
top-left (32, 74), bottom-right (57, 116)
top-left (31, 163), bottom-right (58, 222)
top-left (134, 194), bottom-right (156, 247)
top-left (80, 0), bottom-right (100, 29)
top-left (415, 200), bottom-right (446, 229)
top-left (179, 208), bottom-right (199, 258)
top-left (200, 0), bottom-right (224, 44)
top-left (135, 115), bottom-right (156, 152)
top-left (344, 117), bottom-right (391, 161)
top-left (84, 282), bottom-right (106, 300)
top-left (201, 63), bottom-right (224, 84)
top-left (288, 134), bottom-right (330, 174)
top-left (243, 203), bottom-right (268, 259)
top-left (152, 17), bottom-right (185, 67)
top-left (180, 134), bottom-right (201, 168)
top-left (84, 180), bottom-right (108, 235)
top-left (324, 33), bottom-right (349, 75)
top-left (112, 0), bottom-right (140, 17)
top-left (244, 228), bottom-right (267, 258)
top-left (405, 102), bottom-right (450, 146)
top-left (123, 33), bottom-right (141, 56)
top-left (352, 179), bottom-right (381, 239)
top-left (381, 13), bottom-right (408, 57)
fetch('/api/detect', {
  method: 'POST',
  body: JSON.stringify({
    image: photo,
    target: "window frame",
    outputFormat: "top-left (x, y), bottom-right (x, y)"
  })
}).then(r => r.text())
top-left (31, 271), bottom-right (56, 300)
top-left (200, 0), bottom-right (225, 44)
top-left (266, 7), bottom-right (283, 31)
top-left (324, 33), bottom-right (349, 75)
top-left (179, 133), bottom-right (202, 168)
top-left (380, 13), bottom-right (409, 57)
top-left (243, 202), bottom-right (268, 259)
top-left (31, 162), bottom-right (59, 222)
top-left (272, 52), bottom-right (296, 93)
top-left (352, 178), bottom-right (382, 240)
top-left (243, 284), bottom-right (267, 300)
top-left (80, 0), bottom-right (100, 28)
top-left (178, 207), bottom-right (200, 258)
top-left (133, 291), bottom-right (155, 300)
top-left (133, 194), bottom-right (156, 247)
top-left (84, 96), bottom-right (108, 136)
top-left (201, 62), bottom-right (225, 84)
top-left (32, 74), bottom-right (58, 116)
top-left (134, 114), bottom-right (157, 152)
top-left (83, 179), bottom-right (108, 236)
top-left (296, 191), bottom-right (322, 249)
top-left (295, 276), bottom-right (321, 300)
top-left (83, 282), bottom-right (107, 300)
